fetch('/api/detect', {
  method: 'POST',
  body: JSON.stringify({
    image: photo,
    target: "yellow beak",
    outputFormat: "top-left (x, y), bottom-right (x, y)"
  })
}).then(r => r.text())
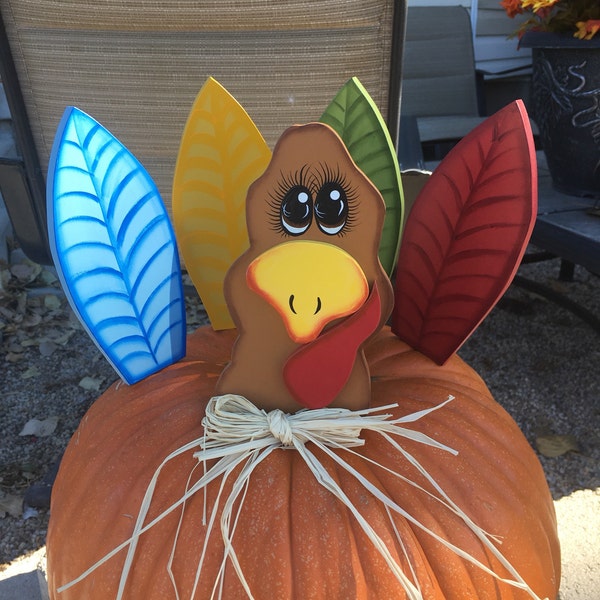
top-left (246, 240), bottom-right (369, 344)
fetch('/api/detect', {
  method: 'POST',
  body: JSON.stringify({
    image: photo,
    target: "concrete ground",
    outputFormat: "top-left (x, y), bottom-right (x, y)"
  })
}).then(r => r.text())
top-left (0, 548), bottom-right (48, 600)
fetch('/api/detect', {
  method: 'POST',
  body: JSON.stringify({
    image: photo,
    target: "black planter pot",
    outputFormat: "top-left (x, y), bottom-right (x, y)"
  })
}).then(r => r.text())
top-left (521, 32), bottom-right (600, 198)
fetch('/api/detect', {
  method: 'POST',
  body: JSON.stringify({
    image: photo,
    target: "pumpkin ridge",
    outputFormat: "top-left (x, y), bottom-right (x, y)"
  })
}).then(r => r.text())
top-left (356, 427), bottom-right (489, 598)
top-left (289, 447), bottom-right (369, 599)
top-left (393, 383), bottom-right (557, 552)
top-left (366, 377), bottom-right (558, 595)
top-left (335, 452), bottom-right (404, 599)
top-left (318, 450), bottom-right (369, 599)
top-left (368, 345), bottom-right (542, 493)
top-left (358, 428), bottom-right (529, 599)
top-left (345, 445), bottom-right (446, 598)
top-left (48, 357), bottom-right (216, 597)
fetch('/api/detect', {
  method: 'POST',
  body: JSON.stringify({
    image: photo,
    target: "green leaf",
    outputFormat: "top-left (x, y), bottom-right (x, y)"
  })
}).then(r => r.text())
top-left (320, 77), bottom-right (403, 275)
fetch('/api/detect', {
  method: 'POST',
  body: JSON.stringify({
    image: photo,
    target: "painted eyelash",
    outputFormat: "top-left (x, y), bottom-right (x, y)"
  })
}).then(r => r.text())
top-left (274, 165), bottom-right (311, 198)
top-left (266, 164), bottom-right (357, 236)
top-left (310, 163), bottom-right (354, 195)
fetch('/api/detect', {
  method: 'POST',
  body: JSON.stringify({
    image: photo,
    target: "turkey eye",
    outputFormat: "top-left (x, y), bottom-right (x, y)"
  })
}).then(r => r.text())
top-left (281, 186), bottom-right (312, 235)
top-left (315, 182), bottom-right (348, 235)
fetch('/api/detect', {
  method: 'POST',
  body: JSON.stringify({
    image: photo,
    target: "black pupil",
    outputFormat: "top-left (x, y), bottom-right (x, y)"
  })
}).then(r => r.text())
top-left (315, 183), bottom-right (347, 227)
top-left (281, 185), bottom-right (312, 232)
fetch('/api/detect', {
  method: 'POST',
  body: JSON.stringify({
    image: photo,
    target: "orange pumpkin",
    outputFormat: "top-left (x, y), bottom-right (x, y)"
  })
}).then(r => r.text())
top-left (46, 325), bottom-right (560, 599)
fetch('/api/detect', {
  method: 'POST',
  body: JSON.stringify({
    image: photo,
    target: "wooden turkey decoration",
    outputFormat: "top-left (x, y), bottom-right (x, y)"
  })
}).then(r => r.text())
top-left (45, 78), bottom-right (559, 599)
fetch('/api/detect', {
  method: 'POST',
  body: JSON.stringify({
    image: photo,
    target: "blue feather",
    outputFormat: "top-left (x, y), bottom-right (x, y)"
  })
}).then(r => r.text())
top-left (47, 107), bottom-right (186, 384)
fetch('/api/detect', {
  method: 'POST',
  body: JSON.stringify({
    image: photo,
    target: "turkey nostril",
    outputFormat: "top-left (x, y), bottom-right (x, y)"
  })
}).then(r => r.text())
top-left (289, 295), bottom-right (297, 314)
top-left (289, 294), bottom-right (322, 315)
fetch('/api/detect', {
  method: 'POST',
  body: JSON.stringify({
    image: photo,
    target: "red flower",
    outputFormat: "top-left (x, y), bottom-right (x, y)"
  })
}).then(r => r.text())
top-left (501, 0), bottom-right (524, 19)
top-left (502, 0), bottom-right (600, 37)
top-left (575, 19), bottom-right (600, 40)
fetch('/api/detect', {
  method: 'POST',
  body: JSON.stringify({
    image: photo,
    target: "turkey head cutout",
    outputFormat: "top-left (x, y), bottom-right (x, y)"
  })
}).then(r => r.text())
top-left (216, 123), bottom-right (394, 412)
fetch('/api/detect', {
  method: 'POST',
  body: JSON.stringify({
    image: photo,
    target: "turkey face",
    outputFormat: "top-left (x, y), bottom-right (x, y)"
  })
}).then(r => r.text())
top-left (218, 123), bottom-right (394, 411)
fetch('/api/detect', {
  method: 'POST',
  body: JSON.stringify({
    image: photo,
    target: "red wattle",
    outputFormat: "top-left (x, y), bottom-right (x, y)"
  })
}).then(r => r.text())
top-left (283, 282), bottom-right (382, 409)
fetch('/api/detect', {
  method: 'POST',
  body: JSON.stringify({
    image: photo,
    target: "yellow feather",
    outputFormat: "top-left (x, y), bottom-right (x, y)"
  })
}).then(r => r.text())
top-left (173, 78), bottom-right (271, 329)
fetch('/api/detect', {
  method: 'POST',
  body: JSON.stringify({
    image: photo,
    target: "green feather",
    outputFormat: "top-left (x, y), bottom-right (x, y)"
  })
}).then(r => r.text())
top-left (320, 77), bottom-right (404, 275)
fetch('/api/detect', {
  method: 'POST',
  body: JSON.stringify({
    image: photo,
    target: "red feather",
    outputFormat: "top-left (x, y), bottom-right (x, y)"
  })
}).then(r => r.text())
top-left (392, 100), bottom-right (537, 364)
